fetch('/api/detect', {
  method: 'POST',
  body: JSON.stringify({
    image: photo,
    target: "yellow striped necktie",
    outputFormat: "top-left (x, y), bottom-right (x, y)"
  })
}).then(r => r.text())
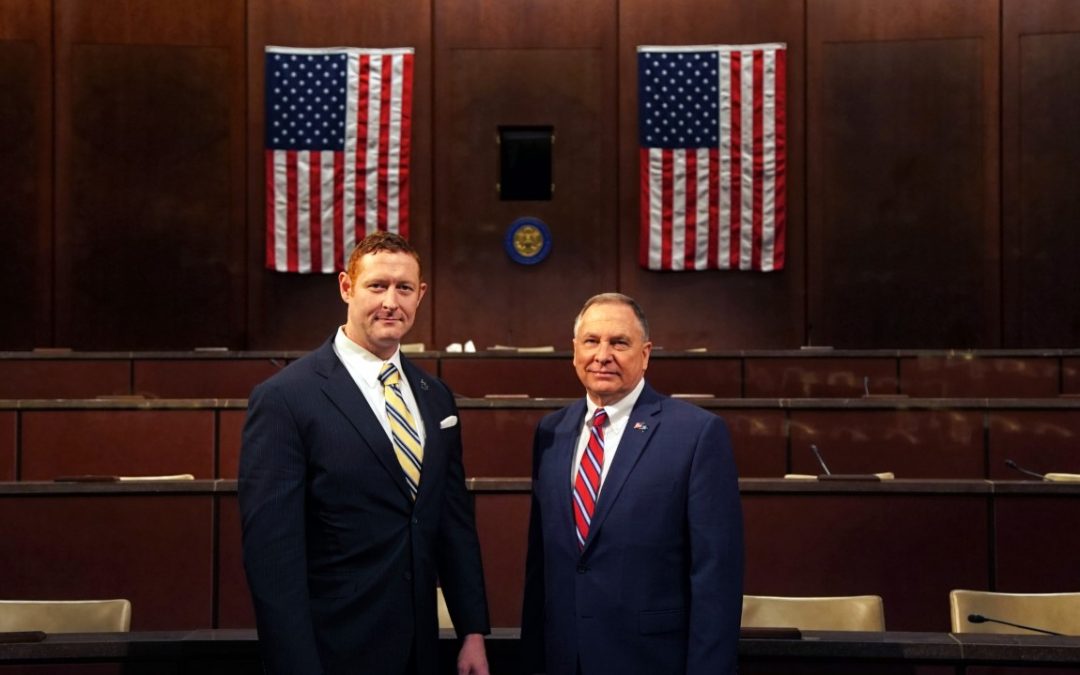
top-left (378, 362), bottom-right (423, 499)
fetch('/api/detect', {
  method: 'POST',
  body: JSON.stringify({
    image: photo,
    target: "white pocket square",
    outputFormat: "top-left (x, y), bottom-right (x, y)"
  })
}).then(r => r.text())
top-left (439, 415), bottom-right (459, 429)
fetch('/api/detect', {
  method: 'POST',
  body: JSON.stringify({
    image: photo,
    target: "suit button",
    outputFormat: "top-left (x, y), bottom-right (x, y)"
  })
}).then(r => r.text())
top-left (404, 571), bottom-right (413, 581)
top-left (412, 517), bottom-right (419, 525)
top-left (576, 565), bottom-right (588, 574)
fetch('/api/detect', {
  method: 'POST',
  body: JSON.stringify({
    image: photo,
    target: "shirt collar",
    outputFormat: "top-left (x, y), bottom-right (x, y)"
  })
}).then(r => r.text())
top-left (334, 326), bottom-right (403, 386)
top-left (585, 377), bottom-right (646, 428)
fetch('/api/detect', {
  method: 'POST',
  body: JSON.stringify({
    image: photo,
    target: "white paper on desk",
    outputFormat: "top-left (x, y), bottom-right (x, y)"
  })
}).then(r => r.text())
top-left (118, 474), bottom-right (196, 481)
top-left (1044, 472), bottom-right (1080, 483)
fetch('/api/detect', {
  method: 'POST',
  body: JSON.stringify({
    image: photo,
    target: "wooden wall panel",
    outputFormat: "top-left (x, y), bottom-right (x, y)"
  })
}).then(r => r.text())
top-left (133, 359), bottom-right (283, 399)
top-left (789, 410), bottom-right (985, 478)
top-left (218, 410), bottom-right (246, 479)
top-left (900, 356), bottom-right (1060, 398)
top-left (459, 408), bottom-right (553, 477)
top-left (994, 496), bottom-right (1080, 593)
top-left (474, 492), bottom-right (530, 627)
top-left (247, 0), bottom-right (434, 349)
top-left (0, 412), bottom-right (14, 481)
top-left (0, 0), bottom-right (50, 349)
top-left (53, 0), bottom-right (246, 349)
top-left (0, 360), bottom-right (130, 398)
top-left (1003, 0), bottom-right (1080, 347)
top-left (20, 410), bottom-right (215, 480)
top-left (433, 0), bottom-right (617, 348)
top-left (646, 357), bottom-right (742, 398)
top-left (0, 495), bottom-right (214, 630)
top-left (988, 411), bottom-right (1080, 480)
top-left (441, 358), bottom-right (580, 398)
top-left (743, 493), bottom-right (989, 631)
top-left (720, 409), bottom-right (787, 478)
top-left (618, 0), bottom-right (806, 349)
top-left (807, 0), bottom-right (1000, 348)
top-left (1065, 358), bottom-right (1080, 396)
top-left (217, 496), bottom-right (255, 628)
top-left (745, 357), bottom-right (897, 397)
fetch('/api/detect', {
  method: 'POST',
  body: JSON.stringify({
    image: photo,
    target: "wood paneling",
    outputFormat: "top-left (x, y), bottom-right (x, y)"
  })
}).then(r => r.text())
top-left (432, 30), bottom-right (617, 348)
top-left (218, 410), bottom-right (246, 479)
top-left (217, 496), bottom-right (255, 628)
top-left (0, 495), bottom-right (214, 630)
top-left (0, 0), bottom-right (50, 348)
top-left (807, 0), bottom-right (1000, 348)
top-left (988, 411), bottom-right (1080, 480)
top-left (474, 492), bottom-right (530, 627)
top-left (20, 410), bottom-right (216, 479)
top-left (745, 357), bottom-right (897, 397)
top-left (789, 410), bottom-right (985, 478)
top-left (247, 0), bottom-right (433, 349)
top-left (0, 412), bottom-right (14, 481)
top-left (901, 356), bottom-right (1060, 398)
top-left (460, 408), bottom-right (552, 477)
top-left (743, 493), bottom-right (989, 631)
top-left (133, 359), bottom-right (283, 399)
top-left (647, 357), bottom-right (742, 398)
top-left (441, 358), bottom-right (579, 398)
top-left (1065, 358), bottom-right (1080, 396)
top-left (0, 360), bottom-right (130, 398)
top-left (720, 409), bottom-right (787, 478)
top-left (53, 0), bottom-right (245, 349)
top-left (1003, 0), bottom-right (1080, 347)
top-left (994, 496), bottom-right (1080, 593)
top-left (618, 0), bottom-right (806, 349)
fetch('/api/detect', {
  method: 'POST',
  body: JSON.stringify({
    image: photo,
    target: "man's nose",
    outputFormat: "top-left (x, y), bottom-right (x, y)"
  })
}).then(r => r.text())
top-left (382, 291), bottom-right (400, 310)
top-left (594, 342), bottom-right (613, 362)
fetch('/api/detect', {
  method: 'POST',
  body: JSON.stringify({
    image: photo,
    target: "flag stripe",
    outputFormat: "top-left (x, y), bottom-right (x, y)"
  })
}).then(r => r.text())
top-left (637, 44), bottom-right (786, 272)
top-left (265, 47), bottom-right (413, 272)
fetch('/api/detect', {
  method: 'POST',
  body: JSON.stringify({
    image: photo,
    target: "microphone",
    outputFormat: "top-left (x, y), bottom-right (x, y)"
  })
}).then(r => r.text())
top-left (1005, 459), bottom-right (1045, 480)
top-left (810, 443), bottom-right (831, 476)
top-left (967, 613), bottom-right (1062, 636)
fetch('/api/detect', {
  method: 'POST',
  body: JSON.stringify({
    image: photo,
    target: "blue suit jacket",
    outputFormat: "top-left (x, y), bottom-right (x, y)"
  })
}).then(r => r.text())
top-left (521, 382), bottom-right (743, 675)
top-left (239, 337), bottom-right (489, 675)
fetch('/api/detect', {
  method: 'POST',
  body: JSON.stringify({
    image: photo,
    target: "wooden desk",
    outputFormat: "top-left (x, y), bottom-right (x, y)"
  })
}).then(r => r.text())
top-left (3, 630), bottom-right (1080, 673)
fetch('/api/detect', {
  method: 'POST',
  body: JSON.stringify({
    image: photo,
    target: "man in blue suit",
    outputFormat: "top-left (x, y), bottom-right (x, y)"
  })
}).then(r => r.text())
top-left (521, 293), bottom-right (744, 675)
top-left (239, 232), bottom-right (490, 675)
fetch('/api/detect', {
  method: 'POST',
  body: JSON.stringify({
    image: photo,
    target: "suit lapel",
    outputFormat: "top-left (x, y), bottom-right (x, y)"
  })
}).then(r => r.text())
top-left (547, 399), bottom-right (587, 552)
top-left (315, 339), bottom-right (413, 502)
top-left (582, 384), bottom-right (664, 553)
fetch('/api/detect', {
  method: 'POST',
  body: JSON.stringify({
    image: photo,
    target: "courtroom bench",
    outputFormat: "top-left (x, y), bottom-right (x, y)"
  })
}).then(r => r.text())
top-left (2, 397), bottom-right (1080, 482)
top-left (1, 478), bottom-right (1078, 634)
top-left (2, 348), bottom-right (1079, 398)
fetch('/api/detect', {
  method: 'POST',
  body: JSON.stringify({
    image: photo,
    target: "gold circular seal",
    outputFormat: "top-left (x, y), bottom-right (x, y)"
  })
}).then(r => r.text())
top-left (512, 224), bottom-right (544, 258)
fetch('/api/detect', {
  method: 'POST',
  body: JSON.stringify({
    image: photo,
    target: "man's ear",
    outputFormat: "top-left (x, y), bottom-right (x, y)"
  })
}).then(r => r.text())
top-left (338, 271), bottom-right (352, 302)
top-left (416, 281), bottom-right (428, 306)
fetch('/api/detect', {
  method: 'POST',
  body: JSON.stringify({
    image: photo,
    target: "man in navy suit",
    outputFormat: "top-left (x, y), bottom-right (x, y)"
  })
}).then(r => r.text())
top-left (239, 232), bottom-right (490, 675)
top-left (520, 293), bottom-right (744, 675)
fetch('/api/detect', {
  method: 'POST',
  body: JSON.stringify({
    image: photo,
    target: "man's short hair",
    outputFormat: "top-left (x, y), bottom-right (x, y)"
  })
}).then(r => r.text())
top-left (573, 293), bottom-right (650, 341)
top-left (345, 231), bottom-right (423, 280)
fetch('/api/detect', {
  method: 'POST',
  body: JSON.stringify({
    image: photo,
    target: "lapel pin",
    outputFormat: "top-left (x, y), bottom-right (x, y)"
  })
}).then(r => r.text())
top-left (419, 379), bottom-right (429, 391)
top-left (633, 421), bottom-right (648, 432)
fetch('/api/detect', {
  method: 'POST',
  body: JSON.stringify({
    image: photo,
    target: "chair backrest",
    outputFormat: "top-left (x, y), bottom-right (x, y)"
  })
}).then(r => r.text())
top-left (950, 590), bottom-right (1080, 635)
top-left (742, 595), bottom-right (885, 631)
top-left (0, 599), bottom-right (132, 633)
top-left (436, 588), bottom-right (453, 630)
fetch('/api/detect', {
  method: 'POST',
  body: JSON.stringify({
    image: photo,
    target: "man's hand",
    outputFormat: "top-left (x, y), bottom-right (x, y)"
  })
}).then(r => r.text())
top-left (457, 633), bottom-right (489, 675)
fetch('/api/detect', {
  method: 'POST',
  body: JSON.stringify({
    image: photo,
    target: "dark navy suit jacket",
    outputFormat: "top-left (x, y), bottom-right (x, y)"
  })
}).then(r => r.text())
top-left (521, 382), bottom-right (743, 675)
top-left (239, 337), bottom-right (489, 675)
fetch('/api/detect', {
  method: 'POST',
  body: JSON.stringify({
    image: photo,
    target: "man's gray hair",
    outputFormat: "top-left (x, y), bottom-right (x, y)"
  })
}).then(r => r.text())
top-left (572, 293), bottom-right (650, 341)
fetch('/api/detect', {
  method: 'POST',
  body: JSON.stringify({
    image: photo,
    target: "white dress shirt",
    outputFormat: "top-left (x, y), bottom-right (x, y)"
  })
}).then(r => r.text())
top-left (569, 377), bottom-right (646, 489)
top-left (333, 327), bottom-right (426, 446)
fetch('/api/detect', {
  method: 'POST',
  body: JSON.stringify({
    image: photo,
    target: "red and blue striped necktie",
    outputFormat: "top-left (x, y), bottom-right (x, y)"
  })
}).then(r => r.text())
top-left (572, 408), bottom-right (608, 549)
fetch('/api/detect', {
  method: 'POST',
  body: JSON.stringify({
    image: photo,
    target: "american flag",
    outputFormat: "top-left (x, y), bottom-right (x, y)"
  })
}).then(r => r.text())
top-left (265, 47), bottom-right (414, 273)
top-left (638, 44), bottom-right (786, 272)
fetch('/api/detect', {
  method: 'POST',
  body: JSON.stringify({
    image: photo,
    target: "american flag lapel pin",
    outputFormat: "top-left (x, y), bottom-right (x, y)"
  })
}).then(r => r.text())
top-left (633, 421), bottom-right (648, 432)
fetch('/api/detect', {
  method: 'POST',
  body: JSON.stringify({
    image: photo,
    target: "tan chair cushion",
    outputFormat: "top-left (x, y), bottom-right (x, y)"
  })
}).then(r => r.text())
top-left (742, 594), bottom-right (885, 631)
top-left (0, 599), bottom-right (131, 633)
top-left (436, 588), bottom-right (453, 631)
top-left (950, 590), bottom-right (1080, 635)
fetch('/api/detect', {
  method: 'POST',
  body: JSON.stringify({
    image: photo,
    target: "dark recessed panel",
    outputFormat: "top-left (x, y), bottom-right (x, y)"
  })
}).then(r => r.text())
top-left (217, 497), bottom-right (256, 628)
top-left (900, 356), bottom-right (1060, 398)
top-left (218, 410), bottom-right (246, 480)
top-left (743, 493), bottom-right (989, 631)
top-left (498, 126), bottom-right (553, 201)
top-left (0, 360), bottom-right (131, 398)
top-left (1014, 32), bottom-right (1080, 346)
top-left (0, 40), bottom-right (41, 349)
top-left (789, 410), bottom-right (985, 479)
top-left (745, 357), bottom-right (897, 398)
top-left (21, 410), bottom-right (216, 479)
top-left (0, 495), bottom-right (213, 629)
top-left (474, 493), bottom-right (531, 627)
top-left (57, 44), bottom-right (236, 349)
top-left (0, 412), bottom-right (14, 481)
top-left (817, 38), bottom-right (988, 347)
